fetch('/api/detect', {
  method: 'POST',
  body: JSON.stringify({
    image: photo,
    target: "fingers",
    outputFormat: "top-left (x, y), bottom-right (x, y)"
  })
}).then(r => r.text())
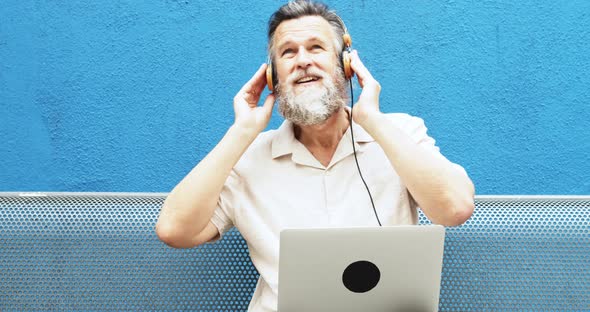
top-left (239, 63), bottom-right (268, 96)
top-left (262, 92), bottom-right (276, 114)
top-left (349, 50), bottom-right (379, 90)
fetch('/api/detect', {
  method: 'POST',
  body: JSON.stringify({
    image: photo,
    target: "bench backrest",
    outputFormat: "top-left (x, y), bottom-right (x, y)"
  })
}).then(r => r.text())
top-left (1, 193), bottom-right (588, 310)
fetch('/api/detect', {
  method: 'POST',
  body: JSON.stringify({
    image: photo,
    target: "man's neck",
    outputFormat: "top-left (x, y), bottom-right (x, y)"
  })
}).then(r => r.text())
top-left (293, 107), bottom-right (350, 166)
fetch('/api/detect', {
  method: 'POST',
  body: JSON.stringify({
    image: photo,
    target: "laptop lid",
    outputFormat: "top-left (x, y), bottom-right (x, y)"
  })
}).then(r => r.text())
top-left (278, 225), bottom-right (445, 312)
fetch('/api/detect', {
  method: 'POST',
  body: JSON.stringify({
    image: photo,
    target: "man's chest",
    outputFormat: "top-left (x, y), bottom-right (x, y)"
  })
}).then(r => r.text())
top-left (234, 154), bottom-right (410, 232)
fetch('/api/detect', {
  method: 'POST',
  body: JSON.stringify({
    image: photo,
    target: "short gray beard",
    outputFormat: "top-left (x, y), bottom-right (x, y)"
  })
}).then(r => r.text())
top-left (276, 66), bottom-right (348, 126)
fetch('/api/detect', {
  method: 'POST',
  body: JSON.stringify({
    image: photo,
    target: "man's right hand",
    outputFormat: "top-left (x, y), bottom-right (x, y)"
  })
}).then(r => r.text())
top-left (233, 63), bottom-right (276, 135)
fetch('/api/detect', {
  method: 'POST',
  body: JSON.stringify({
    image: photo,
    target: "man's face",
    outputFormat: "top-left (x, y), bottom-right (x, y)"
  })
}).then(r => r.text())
top-left (272, 15), bottom-right (348, 126)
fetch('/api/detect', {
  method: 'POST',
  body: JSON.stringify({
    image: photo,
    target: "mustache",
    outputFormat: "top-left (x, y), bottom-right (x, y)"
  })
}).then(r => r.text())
top-left (285, 68), bottom-right (327, 84)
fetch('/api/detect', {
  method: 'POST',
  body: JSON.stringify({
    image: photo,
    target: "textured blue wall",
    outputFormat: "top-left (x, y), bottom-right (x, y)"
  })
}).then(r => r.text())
top-left (1, 1), bottom-right (588, 194)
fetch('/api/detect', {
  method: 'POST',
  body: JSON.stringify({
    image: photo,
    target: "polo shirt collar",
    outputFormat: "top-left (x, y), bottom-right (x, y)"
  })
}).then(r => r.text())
top-left (271, 120), bottom-right (300, 159)
top-left (271, 108), bottom-right (375, 162)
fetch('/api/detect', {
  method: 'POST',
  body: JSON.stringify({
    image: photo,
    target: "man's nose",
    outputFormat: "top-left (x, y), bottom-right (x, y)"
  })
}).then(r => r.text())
top-left (295, 48), bottom-right (312, 69)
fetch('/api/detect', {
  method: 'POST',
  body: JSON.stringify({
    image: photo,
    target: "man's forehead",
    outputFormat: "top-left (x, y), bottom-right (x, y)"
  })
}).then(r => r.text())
top-left (274, 15), bottom-right (336, 46)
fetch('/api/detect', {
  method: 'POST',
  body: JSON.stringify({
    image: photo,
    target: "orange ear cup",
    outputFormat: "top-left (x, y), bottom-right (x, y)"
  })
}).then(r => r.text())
top-left (266, 63), bottom-right (274, 92)
top-left (342, 51), bottom-right (353, 80)
top-left (342, 33), bottom-right (353, 80)
top-left (343, 33), bottom-right (352, 47)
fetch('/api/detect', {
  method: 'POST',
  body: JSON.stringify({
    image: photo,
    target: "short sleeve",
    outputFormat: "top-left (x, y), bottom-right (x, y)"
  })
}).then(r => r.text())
top-left (410, 117), bottom-right (467, 175)
top-left (393, 114), bottom-right (469, 208)
top-left (398, 115), bottom-right (440, 153)
top-left (208, 169), bottom-right (241, 242)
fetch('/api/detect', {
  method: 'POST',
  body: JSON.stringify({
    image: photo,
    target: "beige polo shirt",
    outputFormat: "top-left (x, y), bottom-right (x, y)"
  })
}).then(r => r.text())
top-left (210, 112), bottom-right (463, 312)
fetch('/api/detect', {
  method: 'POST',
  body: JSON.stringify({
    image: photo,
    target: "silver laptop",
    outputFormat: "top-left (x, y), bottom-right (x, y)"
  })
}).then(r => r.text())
top-left (278, 225), bottom-right (445, 312)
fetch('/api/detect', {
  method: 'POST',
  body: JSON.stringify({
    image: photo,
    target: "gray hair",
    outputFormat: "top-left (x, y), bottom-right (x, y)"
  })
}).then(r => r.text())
top-left (267, 0), bottom-right (347, 62)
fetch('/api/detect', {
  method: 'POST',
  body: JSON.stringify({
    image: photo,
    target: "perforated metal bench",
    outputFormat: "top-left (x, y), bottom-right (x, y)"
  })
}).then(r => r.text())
top-left (1, 193), bottom-right (588, 311)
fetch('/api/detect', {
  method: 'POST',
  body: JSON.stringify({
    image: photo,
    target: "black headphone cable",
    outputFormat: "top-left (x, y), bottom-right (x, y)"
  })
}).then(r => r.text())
top-left (348, 81), bottom-right (382, 226)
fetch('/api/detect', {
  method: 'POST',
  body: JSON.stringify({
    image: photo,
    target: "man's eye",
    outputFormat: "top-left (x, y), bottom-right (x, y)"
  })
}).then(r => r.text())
top-left (311, 45), bottom-right (323, 50)
top-left (282, 49), bottom-right (294, 56)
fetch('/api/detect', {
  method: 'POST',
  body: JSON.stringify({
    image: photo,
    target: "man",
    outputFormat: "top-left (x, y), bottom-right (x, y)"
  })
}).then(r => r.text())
top-left (156, 1), bottom-right (475, 311)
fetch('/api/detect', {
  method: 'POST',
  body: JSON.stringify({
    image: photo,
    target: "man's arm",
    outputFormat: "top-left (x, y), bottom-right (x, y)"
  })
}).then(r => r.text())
top-left (155, 64), bottom-right (275, 248)
top-left (349, 51), bottom-right (475, 226)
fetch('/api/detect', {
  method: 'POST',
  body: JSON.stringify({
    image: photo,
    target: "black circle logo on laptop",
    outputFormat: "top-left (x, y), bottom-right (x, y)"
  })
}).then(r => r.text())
top-left (342, 260), bottom-right (380, 293)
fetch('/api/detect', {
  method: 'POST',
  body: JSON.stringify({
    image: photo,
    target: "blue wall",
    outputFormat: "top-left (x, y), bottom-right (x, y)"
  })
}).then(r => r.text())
top-left (1, 1), bottom-right (588, 194)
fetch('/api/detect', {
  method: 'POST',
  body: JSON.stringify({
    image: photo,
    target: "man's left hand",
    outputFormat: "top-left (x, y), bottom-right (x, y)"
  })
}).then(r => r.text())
top-left (349, 50), bottom-right (382, 127)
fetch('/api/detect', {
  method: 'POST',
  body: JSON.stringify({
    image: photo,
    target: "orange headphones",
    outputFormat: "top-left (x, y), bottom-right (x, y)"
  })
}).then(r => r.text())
top-left (266, 19), bottom-right (354, 92)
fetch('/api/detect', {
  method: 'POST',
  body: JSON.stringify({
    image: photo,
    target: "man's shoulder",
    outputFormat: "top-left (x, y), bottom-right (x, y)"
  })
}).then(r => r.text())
top-left (236, 127), bottom-right (282, 164)
top-left (383, 112), bottom-right (426, 128)
top-left (251, 127), bottom-right (281, 149)
top-left (383, 112), bottom-right (419, 120)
